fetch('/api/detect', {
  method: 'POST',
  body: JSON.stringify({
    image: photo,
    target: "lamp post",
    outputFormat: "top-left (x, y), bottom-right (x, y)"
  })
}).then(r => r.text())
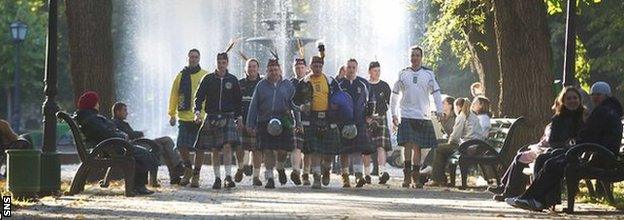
top-left (562, 0), bottom-right (577, 86)
top-left (10, 20), bottom-right (28, 132)
top-left (40, 0), bottom-right (61, 196)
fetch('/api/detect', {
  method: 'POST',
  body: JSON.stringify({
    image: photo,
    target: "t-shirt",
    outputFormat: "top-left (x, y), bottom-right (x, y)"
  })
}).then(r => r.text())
top-left (370, 80), bottom-right (391, 115)
top-left (390, 67), bottom-right (443, 120)
top-left (309, 74), bottom-right (329, 111)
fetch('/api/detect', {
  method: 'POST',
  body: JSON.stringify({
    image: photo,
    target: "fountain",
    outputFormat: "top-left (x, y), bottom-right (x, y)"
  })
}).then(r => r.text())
top-left (113, 0), bottom-right (426, 138)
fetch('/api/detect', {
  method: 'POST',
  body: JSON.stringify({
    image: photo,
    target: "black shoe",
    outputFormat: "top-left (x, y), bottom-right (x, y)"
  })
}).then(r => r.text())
top-left (212, 178), bottom-right (222, 189)
top-left (243, 165), bottom-right (253, 176)
top-left (291, 170), bottom-right (302, 185)
top-left (253, 177), bottom-right (263, 186)
top-left (487, 186), bottom-right (504, 194)
top-left (355, 173), bottom-right (366, 188)
top-left (265, 178), bottom-right (275, 189)
top-left (134, 186), bottom-right (154, 195)
top-left (302, 173), bottom-right (311, 186)
top-left (224, 176), bottom-right (236, 188)
top-left (379, 172), bottom-right (390, 184)
top-left (322, 169), bottom-right (331, 186)
top-left (493, 194), bottom-right (507, 202)
top-left (234, 169), bottom-right (244, 183)
top-left (170, 176), bottom-right (181, 185)
top-left (365, 175), bottom-right (372, 184)
top-left (277, 169), bottom-right (287, 185)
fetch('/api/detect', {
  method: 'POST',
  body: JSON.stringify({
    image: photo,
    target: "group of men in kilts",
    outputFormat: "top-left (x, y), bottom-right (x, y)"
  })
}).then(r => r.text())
top-left (168, 45), bottom-right (443, 190)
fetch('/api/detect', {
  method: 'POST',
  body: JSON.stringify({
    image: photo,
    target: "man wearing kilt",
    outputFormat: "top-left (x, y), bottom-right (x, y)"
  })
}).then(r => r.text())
top-left (290, 57), bottom-right (309, 185)
top-left (298, 55), bottom-right (343, 189)
top-left (246, 58), bottom-right (301, 189)
top-left (336, 58), bottom-right (376, 188)
top-left (235, 58), bottom-right (263, 185)
top-left (193, 52), bottom-right (243, 189)
top-left (364, 61), bottom-right (392, 185)
top-left (390, 46), bottom-right (444, 188)
top-left (167, 49), bottom-right (207, 187)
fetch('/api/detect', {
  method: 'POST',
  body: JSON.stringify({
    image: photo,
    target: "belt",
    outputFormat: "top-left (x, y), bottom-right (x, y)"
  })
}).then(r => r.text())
top-left (206, 112), bottom-right (235, 120)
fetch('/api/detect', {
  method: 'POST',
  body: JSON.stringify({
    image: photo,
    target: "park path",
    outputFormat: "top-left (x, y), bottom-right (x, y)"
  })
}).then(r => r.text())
top-left (13, 165), bottom-right (623, 219)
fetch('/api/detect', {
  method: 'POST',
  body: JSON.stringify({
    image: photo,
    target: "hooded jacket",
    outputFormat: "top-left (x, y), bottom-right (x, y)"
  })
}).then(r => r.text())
top-left (578, 97), bottom-right (623, 153)
top-left (75, 109), bottom-right (126, 147)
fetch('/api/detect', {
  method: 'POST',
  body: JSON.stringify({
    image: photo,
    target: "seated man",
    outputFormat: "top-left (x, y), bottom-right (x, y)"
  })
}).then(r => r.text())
top-left (74, 91), bottom-right (158, 195)
top-left (112, 102), bottom-right (185, 185)
top-left (507, 82), bottom-right (623, 211)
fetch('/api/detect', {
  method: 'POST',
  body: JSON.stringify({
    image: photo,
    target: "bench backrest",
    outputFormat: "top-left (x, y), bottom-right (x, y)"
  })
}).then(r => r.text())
top-left (484, 117), bottom-right (526, 165)
top-left (56, 111), bottom-right (89, 162)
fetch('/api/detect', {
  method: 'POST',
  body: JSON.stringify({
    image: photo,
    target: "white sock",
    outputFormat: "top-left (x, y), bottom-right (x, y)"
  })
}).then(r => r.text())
top-left (341, 167), bottom-right (349, 175)
top-left (304, 165), bottom-right (311, 174)
top-left (364, 165), bottom-right (371, 176)
top-left (243, 152), bottom-right (251, 166)
top-left (378, 164), bottom-right (386, 174)
top-left (213, 165), bottom-right (221, 178)
top-left (225, 165), bottom-right (232, 176)
top-left (265, 168), bottom-right (274, 179)
top-left (253, 168), bottom-right (261, 178)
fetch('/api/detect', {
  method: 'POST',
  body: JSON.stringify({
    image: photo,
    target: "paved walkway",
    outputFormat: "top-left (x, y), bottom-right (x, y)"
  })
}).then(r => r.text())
top-left (14, 165), bottom-right (623, 219)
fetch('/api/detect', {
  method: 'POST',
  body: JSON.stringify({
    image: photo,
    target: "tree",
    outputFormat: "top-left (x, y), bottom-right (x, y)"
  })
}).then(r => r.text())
top-left (65, 0), bottom-right (114, 116)
top-left (492, 0), bottom-right (554, 151)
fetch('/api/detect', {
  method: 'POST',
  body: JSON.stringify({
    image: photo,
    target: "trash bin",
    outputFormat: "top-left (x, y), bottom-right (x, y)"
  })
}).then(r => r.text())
top-left (5, 149), bottom-right (41, 198)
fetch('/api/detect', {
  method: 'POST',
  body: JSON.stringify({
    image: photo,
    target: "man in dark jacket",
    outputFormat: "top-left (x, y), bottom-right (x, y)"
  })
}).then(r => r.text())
top-left (112, 102), bottom-right (184, 185)
top-left (507, 82), bottom-right (623, 211)
top-left (74, 91), bottom-right (158, 195)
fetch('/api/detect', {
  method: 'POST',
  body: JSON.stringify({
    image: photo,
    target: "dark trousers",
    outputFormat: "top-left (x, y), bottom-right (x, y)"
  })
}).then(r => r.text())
top-left (500, 154), bottom-right (530, 197)
top-left (519, 150), bottom-right (567, 207)
top-left (431, 143), bottom-right (458, 183)
top-left (132, 145), bottom-right (159, 187)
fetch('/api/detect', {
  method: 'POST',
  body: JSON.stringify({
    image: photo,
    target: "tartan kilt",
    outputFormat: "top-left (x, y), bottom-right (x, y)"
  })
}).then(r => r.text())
top-left (368, 115), bottom-right (392, 152)
top-left (239, 130), bottom-right (256, 151)
top-left (256, 122), bottom-right (295, 151)
top-left (293, 131), bottom-right (304, 149)
top-left (175, 121), bottom-right (201, 150)
top-left (302, 123), bottom-right (341, 155)
top-left (340, 123), bottom-right (375, 155)
top-left (194, 118), bottom-right (240, 150)
top-left (397, 118), bottom-right (438, 149)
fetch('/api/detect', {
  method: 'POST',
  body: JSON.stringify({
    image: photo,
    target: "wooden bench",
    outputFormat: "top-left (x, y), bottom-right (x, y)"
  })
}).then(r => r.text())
top-left (449, 117), bottom-right (526, 189)
top-left (57, 111), bottom-right (136, 197)
top-left (563, 120), bottom-right (624, 213)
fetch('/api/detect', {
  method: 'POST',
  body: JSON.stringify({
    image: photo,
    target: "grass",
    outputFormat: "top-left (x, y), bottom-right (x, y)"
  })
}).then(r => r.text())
top-left (575, 181), bottom-right (624, 210)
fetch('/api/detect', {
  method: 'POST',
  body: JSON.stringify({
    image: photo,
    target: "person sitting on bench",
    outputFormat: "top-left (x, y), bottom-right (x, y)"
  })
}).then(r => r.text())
top-left (506, 82), bottom-right (623, 211)
top-left (74, 91), bottom-right (158, 195)
top-left (112, 102), bottom-right (185, 185)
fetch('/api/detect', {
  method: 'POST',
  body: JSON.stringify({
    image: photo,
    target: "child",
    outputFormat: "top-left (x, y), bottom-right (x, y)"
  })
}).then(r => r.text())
top-left (472, 96), bottom-right (492, 139)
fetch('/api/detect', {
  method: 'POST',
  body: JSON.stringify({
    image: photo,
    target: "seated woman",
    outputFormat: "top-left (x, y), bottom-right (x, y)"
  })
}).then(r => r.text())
top-left (427, 98), bottom-right (483, 186)
top-left (472, 96), bottom-right (491, 139)
top-left (507, 82), bottom-right (623, 211)
top-left (490, 86), bottom-right (584, 201)
top-left (74, 91), bottom-right (159, 195)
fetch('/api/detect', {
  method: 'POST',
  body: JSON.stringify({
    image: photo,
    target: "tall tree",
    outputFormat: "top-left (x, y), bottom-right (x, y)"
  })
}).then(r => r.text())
top-left (65, 0), bottom-right (114, 116)
top-left (492, 0), bottom-right (554, 157)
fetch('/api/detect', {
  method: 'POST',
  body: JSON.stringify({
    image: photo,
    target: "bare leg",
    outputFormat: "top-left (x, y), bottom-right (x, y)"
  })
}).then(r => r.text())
top-left (223, 144), bottom-right (233, 178)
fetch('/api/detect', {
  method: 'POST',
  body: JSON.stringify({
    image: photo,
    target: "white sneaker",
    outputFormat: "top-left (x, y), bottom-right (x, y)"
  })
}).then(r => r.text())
top-left (420, 166), bottom-right (433, 174)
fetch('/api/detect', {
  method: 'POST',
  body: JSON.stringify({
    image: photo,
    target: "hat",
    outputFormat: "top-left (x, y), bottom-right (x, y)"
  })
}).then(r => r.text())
top-left (369, 61), bottom-right (380, 70)
top-left (294, 58), bottom-right (306, 66)
top-left (217, 52), bottom-right (228, 60)
top-left (341, 124), bottom-right (358, 139)
top-left (267, 118), bottom-right (283, 136)
top-left (590, 81), bottom-right (611, 96)
top-left (311, 56), bottom-right (324, 65)
top-left (267, 58), bottom-right (280, 67)
top-left (78, 91), bottom-right (99, 110)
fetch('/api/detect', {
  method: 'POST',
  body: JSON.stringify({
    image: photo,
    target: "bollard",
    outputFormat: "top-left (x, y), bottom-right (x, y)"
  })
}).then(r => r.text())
top-left (5, 149), bottom-right (41, 198)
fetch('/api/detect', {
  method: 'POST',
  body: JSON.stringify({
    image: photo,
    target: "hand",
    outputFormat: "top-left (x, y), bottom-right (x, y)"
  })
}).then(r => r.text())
top-left (295, 126), bottom-right (304, 134)
top-left (392, 116), bottom-right (399, 127)
top-left (366, 116), bottom-right (373, 125)
top-left (193, 112), bottom-right (202, 125)
top-left (169, 117), bottom-right (176, 126)
top-left (236, 120), bottom-right (244, 131)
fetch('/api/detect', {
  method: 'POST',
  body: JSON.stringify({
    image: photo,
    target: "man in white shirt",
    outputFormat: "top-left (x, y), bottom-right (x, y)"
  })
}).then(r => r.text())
top-left (390, 46), bottom-right (444, 188)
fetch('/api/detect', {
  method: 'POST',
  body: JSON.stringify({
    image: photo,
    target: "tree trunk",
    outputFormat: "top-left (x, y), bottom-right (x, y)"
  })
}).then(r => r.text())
top-left (492, 0), bottom-right (554, 147)
top-left (462, 1), bottom-right (501, 116)
top-left (65, 0), bottom-right (114, 116)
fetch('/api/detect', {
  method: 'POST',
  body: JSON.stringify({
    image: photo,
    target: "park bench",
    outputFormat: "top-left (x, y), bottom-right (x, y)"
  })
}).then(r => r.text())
top-left (57, 111), bottom-right (137, 197)
top-left (448, 117), bottom-right (526, 189)
top-left (563, 120), bottom-right (624, 213)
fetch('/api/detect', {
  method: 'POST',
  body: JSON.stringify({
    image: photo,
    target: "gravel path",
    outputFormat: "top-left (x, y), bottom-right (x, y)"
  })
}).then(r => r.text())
top-left (13, 165), bottom-right (623, 219)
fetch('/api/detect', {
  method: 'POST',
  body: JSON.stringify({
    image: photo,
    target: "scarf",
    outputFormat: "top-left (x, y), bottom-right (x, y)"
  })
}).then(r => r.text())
top-left (178, 65), bottom-right (201, 111)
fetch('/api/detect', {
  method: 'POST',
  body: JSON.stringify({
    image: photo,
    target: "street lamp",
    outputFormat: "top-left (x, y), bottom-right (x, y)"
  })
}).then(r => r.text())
top-left (562, 0), bottom-right (576, 86)
top-left (10, 20), bottom-right (28, 132)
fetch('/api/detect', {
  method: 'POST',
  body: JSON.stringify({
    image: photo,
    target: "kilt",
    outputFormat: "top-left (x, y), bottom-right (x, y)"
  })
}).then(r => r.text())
top-left (293, 131), bottom-right (304, 150)
top-left (340, 123), bottom-right (375, 155)
top-left (176, 121), bottom-right (200, 150)
top-left (239, 130), bottom-right (256, 151)
top-left (397, 118), bottom-right (438, 149)
top-left (368, 115), bottom-right (392, 152)
top-left (302, 122), bottom-right (342, 155)
top-left (256, 122), bottom-right (295, 151)
top-left (194, 117), bottom-right (240, 150)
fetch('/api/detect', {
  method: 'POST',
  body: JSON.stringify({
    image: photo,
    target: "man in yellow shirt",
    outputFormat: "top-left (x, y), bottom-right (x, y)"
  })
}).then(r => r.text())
top-left (168, 49), bottom-right (207, 186)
